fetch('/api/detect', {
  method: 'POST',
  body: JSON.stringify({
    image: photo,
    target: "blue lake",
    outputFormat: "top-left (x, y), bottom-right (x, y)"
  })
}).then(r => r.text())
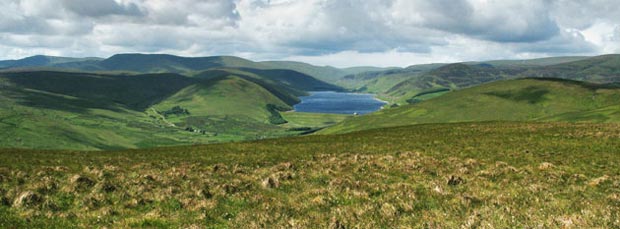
top-left (293, 91), bottom-right (387, 115)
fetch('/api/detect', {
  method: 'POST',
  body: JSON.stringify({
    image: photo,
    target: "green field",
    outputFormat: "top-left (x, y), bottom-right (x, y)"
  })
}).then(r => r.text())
top-left (280, 112), bottom-right (351, 128)
top-left (1, 122), bottom-right (619, 228)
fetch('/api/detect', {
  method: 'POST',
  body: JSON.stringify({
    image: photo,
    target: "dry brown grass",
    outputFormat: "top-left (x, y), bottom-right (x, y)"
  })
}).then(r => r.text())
top-left (0, 150), bottom-right (619, 228)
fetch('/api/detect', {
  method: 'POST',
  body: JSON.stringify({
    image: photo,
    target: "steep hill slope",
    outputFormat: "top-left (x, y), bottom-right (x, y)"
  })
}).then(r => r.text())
top-left (321, 78), bottom-right (620, 134)
top-left (153, 75), bottom-right (291, 123)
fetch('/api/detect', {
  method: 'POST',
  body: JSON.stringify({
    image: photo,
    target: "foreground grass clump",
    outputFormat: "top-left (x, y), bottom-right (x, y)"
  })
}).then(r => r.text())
top-left (1, 122), bottom-right (620, 228)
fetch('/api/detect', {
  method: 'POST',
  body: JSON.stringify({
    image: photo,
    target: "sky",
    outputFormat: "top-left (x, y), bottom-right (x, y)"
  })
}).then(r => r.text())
top-left (1, 0), bottom-right (619, 67)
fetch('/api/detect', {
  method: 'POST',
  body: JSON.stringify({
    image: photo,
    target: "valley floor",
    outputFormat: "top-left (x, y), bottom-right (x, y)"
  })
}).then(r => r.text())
top-left (1, 122), bottom-right (619, 228)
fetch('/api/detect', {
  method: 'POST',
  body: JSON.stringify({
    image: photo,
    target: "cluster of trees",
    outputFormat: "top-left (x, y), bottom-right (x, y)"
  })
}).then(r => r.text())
top-left (161, 106), bottom-right (190, 116)
top-left (266, 104), bottom-right (289, 125)
top-left (184, 126), bottom-right (216, 136)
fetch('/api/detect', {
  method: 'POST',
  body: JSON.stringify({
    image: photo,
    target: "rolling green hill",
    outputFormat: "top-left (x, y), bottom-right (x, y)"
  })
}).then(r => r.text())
top-left (381, 63), bottom-right (511, 102)
top-left (0, 71), bottom-right (216, 150)
top-left (321, 78), bottom-right (620, 134)
top-left (0, 70), bottom-right (342, 150)
top-left (153, 75), bottom-right (295, 125)
top-left (339, 55), bottom-right (620, 104)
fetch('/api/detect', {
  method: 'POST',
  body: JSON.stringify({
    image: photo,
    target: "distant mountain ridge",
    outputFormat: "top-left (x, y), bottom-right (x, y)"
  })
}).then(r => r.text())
top-left (3, 53), bottom-right (620, 105)
top-left (0, 53), bottom-right (371, 83)
top-left (0, 55), bottom-right (102, 68)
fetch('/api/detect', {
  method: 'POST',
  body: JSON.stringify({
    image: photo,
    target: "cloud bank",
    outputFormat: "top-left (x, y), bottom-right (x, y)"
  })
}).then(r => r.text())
top-left (0, 0), bottom-right (619, 67)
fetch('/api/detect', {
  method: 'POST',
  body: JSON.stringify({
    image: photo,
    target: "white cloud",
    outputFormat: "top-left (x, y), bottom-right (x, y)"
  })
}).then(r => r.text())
top-left (62, 0), bottom-right (143, 17)
top-left (0, 0), bottom-right (618, 66)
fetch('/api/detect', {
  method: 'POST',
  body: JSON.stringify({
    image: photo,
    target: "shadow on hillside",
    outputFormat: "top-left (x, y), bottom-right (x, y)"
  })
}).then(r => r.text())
top-left (485, 86), bottom-right (550, 104)
top-left (524, 77), bottom-right (620, 90)
top-left (4, 87), bottom-right (125, 113)
top-left (2, 71), bottom-right (196, 113)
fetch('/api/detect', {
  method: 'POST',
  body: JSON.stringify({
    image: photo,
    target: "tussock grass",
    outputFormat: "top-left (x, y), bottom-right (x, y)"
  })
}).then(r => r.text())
top-left (1, 122), bottom-right (619, 227)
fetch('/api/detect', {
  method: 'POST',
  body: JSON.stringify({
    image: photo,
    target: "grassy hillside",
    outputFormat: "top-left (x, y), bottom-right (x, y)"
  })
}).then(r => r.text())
top-left (380, 63), bottom-right (532, 104)
top-left (0, 83), bottom-right (206, 150)
top-left (337, 64), bottom-right (443, 91)
top-left (0, 71), bottom-right (196, 111)
top-left (540, 104), bottom-right (620, 122)
top-left (280, 112), bottom-right (350, 129)
top-left (150, 69), bottom-right (347, 139)
top-left (0, 71), bottom-right (234, 150)
top-left (0, 70), bottom-right (342, 150)
top-left (1, 122), bottom-right (619, 227)
top-left (524, 54), bottom-right (620, 83)
top-left (338, 62), bottom-right (522, 104)
top-left (165, 74), bottom-right (294, 119)
top-left (321, 78), bottom-right (620, 134)
top-left (338, 55), bottom-right (620, 104)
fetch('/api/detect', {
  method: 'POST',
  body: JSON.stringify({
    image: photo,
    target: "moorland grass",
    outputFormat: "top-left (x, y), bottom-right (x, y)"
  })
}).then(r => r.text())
top-left (1, 122), bottom-right (619, 227)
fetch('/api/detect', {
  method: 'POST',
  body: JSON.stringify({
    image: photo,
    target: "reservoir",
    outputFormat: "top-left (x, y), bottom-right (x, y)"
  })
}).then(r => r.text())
top-left (293, 91), bottom-right (387, 115)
